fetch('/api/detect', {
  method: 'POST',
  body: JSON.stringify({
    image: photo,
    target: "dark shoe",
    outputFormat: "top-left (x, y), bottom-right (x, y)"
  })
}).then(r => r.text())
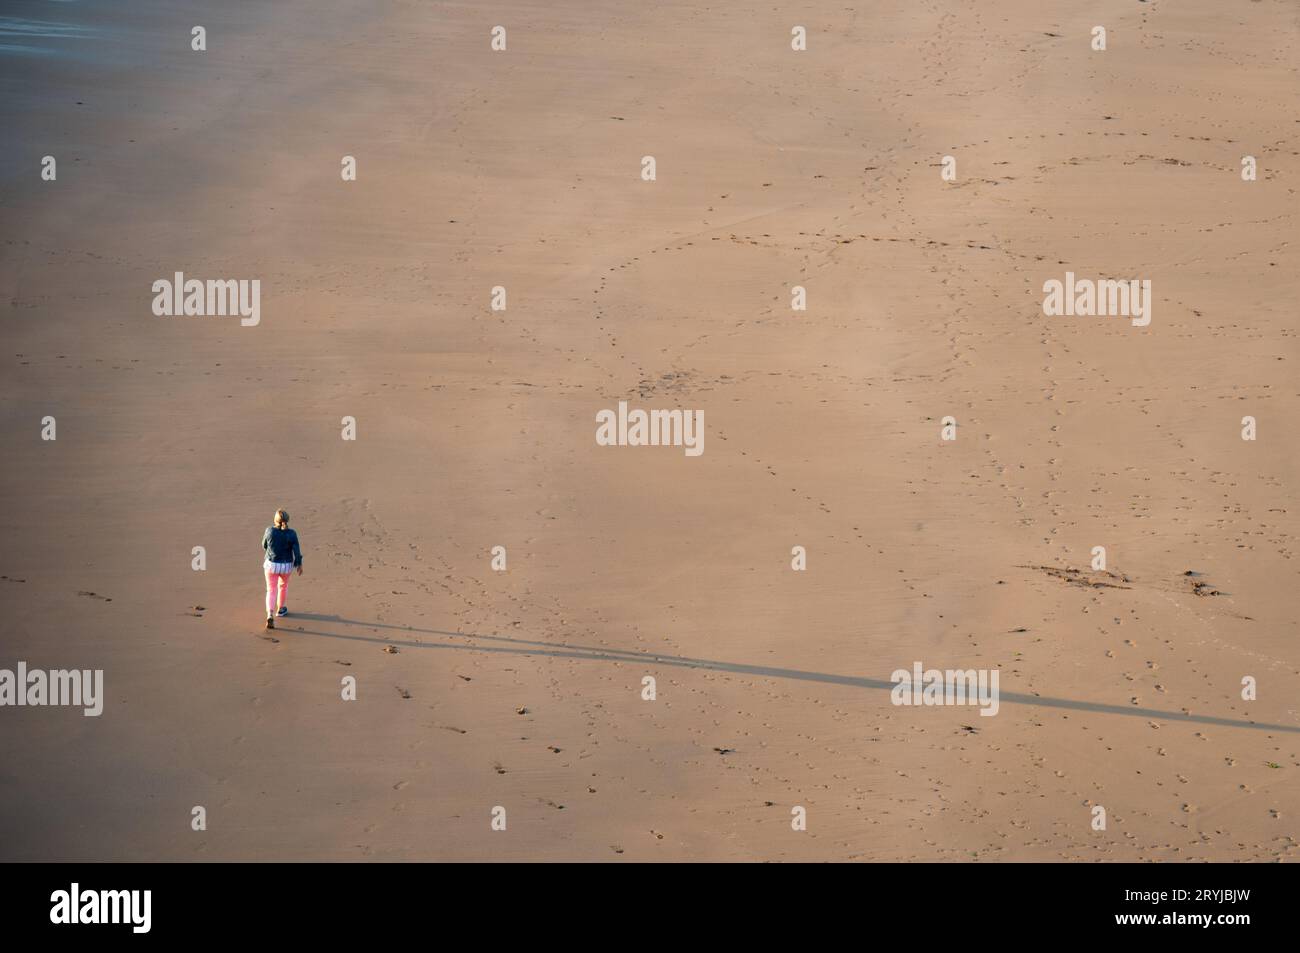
top-left (266, 617), bottom-right (275, 630)
top-left (277, 606), bottom-right (288, 617)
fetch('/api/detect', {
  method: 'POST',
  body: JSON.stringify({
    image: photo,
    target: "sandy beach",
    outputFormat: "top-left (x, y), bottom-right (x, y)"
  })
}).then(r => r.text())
top-left (1, 0), bottom-right (1297, 861)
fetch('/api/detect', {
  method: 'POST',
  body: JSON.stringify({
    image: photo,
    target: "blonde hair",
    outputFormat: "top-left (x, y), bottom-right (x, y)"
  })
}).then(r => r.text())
top-left (274, 509), bottom-right (290, 528)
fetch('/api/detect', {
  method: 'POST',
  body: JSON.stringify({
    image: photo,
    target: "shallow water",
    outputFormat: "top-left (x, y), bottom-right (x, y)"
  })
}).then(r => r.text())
top-left (0, 10), bottom-right (101, 58)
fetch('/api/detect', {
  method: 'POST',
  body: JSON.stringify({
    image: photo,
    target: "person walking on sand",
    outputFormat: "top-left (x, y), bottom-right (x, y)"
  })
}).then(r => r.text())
top-left (262, 508), bottom-right (302, 629)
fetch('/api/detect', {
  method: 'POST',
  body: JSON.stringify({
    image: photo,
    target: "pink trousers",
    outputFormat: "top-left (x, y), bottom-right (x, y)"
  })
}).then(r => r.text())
top-left (265, 568), bottom-right (290, 616)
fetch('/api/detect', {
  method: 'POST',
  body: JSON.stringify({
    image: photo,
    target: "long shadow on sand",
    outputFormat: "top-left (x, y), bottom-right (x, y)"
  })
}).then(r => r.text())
top-left (281, 613), bottom-right (1300, 734)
